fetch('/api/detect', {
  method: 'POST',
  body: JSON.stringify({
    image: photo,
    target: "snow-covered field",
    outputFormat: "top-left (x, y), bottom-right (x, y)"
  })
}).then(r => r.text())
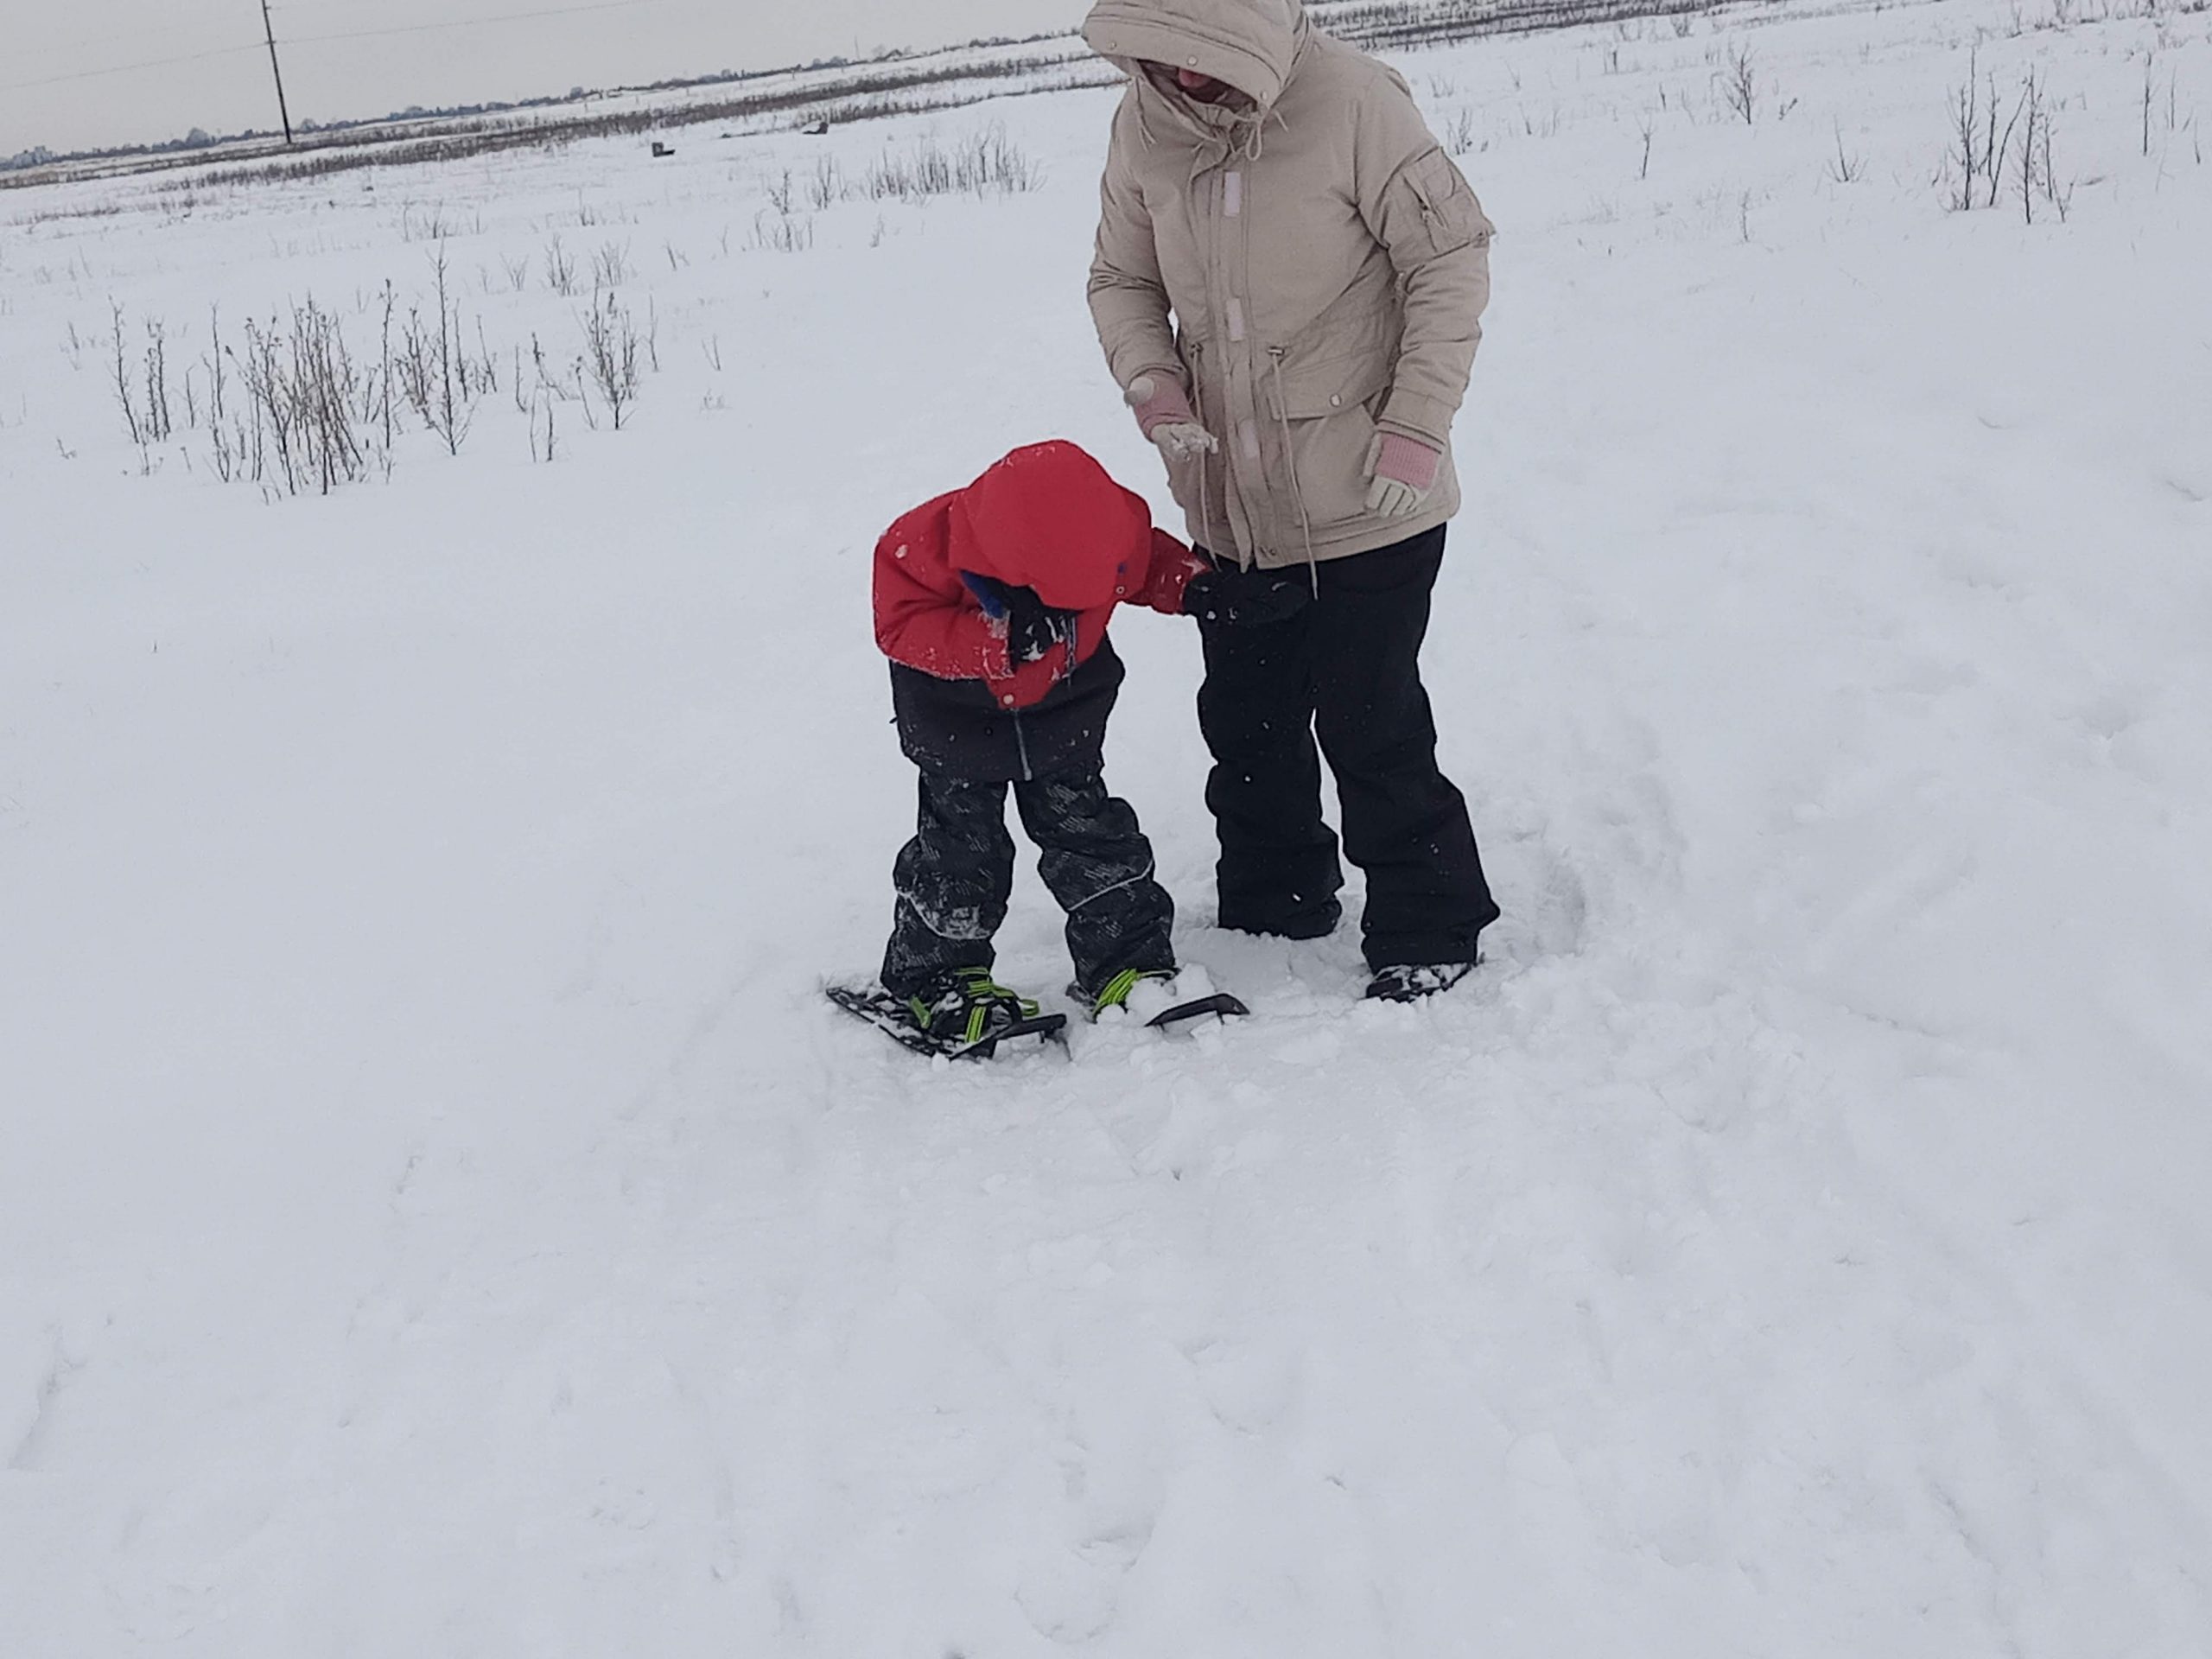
top-left (5, 0), bottom-right (2211, 1651)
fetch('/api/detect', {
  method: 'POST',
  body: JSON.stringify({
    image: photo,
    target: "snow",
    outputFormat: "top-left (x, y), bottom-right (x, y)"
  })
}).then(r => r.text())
top-left (4, 0), bottom-right (2211, 1651)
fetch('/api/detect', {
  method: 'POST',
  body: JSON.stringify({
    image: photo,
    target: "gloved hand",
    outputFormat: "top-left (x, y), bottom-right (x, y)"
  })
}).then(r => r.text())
top-left (963, 573), bottom-right (1078, 670)
top-left (1126, 372), bottom-right (1219, 463)
top-left (1180, 557), bottom-right (1312, 628)
top-left (1364, 431), bottom-right (1443, 518)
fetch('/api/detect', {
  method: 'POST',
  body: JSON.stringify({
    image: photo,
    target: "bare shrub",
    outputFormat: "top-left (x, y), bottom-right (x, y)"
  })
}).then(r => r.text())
top-left (809, 154), bottom-right (845, 209)
top-left (397, 245), bottom-right (488, 454)
top-left (1942, 54), bottom-right (2074, 220)
top-left (1828, 123), bottom-right (1866, 183)
top-left (1447, 106), bottom-right (1479, 156)
top-left (1721, 41), bottom-right (1758, 125)
top-left (749, 210), bottom-right (816, 252)
top-left (2015, 68), bottom-right (2074, 221)
top-left (1944, 48), bottom-right (2015, 210)
top-left (399, 201), bottom-right (450, 244)
top-left (143, 317), bottom-right (173, 442)
top-left (531, 390), bottom-right (559, 463)
top-left (109, 301), bottom-right (143, 450)
top-left (234, 300), bottom-right (373, 496)
top-left (582, 289), bottom-right (641, 430)
top-left (864, 126), bottom-right (1041, 203)
top-left (2143, 51), bottom-right (2158, 156)
top-left (544, 233), bottom-right (577, 296)
top-left (590, 240), bottom-right (632, 289)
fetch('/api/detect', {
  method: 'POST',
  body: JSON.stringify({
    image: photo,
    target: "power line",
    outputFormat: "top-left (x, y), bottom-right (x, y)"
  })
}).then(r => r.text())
top-left (0, 1), bottom-right (672, 96)
top-left (0, 42), bottom-right (264, 96)
top-left (283, 0), bottom-right (675, 49)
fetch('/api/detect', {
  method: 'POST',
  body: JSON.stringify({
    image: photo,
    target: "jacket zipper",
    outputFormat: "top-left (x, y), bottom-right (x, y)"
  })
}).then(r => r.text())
top-left (1012, 708), bottom-right (1033, 783)
top-left (1406, 170), bottom-right (1442, 240)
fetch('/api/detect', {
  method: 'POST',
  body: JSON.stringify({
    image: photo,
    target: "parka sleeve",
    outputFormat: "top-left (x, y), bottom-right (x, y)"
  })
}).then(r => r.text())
top-left (1133, 527), bottom-right (1205, 616)
top-left (874, 527), bottom-right (1013, 683)
top-left (1352, 70), bottom-right (1494, 448)
top-left (1087, 96), bottom-right (1187, 395)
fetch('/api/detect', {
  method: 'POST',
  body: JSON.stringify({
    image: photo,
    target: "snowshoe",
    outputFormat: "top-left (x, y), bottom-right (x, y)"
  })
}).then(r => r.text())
top-left (1363, 960), bottom-right (1478, 1003)
top-left (826, 969), bottom-right (1067, 1059)
top-left (1081, 967), bottom-right (1250, 1032)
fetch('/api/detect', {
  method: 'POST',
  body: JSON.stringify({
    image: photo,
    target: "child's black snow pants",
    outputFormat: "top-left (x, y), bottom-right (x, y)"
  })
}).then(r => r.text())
top-left (881, 769), bottom-right (1175, 1002)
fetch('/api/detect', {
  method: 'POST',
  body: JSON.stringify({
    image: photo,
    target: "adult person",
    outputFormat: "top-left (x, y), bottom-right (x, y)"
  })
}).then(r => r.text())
top-left (1082, 0), bottom-right (1503, 1001)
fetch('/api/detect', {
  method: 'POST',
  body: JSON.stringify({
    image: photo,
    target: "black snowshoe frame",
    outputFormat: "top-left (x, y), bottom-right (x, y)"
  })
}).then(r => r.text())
top-left (825, 985), bottom-right (1069, 1060)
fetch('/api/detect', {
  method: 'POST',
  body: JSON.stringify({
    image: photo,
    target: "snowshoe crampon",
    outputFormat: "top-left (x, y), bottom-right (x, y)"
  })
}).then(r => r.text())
top-left (825, 976), bottom-right (1067, 1061)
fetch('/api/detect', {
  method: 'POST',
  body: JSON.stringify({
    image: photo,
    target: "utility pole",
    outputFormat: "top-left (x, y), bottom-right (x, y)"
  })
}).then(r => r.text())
top-left (260, 0), bottom-right (295, 145)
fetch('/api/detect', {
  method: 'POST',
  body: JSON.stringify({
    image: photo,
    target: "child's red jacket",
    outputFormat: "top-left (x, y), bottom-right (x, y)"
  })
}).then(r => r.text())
top-left (874, 441), bottom-right (1199, 715)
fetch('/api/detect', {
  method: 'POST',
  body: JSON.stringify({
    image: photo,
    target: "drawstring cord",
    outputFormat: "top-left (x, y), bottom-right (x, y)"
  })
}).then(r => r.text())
top-left (1188, 340), bottom-right (1231, 569)
top-left (1268, 349), bottom-right (1319, 594)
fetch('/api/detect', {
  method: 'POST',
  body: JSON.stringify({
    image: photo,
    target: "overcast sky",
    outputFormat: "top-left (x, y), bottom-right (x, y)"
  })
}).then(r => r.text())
top-left (1, 1), bottom-right (1096, 156)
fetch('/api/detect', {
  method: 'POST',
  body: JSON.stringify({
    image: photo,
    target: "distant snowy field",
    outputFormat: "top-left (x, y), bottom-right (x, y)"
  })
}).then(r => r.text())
top-left (4, 0), bottom-right (2210, 1651)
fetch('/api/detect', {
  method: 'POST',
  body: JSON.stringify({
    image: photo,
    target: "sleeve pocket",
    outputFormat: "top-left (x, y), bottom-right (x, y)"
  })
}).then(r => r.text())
top-left (1395, 149), bottom-right (1492, 260)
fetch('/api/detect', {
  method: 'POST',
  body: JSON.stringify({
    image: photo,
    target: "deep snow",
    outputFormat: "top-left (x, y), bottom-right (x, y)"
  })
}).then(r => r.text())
top-left (4, 0), bottom-right (2211, 1653)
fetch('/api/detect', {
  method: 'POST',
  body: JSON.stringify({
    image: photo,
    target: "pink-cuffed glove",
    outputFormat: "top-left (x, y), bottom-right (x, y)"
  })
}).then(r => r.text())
top-left (1365, 431), bottom-right (1443, 517)
top-left (1125, 372), bottom-right (1218, 461)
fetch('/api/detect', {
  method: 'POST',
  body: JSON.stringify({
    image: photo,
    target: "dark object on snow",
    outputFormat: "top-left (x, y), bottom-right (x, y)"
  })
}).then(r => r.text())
top-left (651, 141), bottom-right (674, 157)
top-left (1364, 961), bottom-right (1478, 1002)
top-left (803, 120), bottom-right (831, 136)
top-left (881, 770), bottom-right (1174, 1004)
top-left (825, 980), bottom-right (1066, 1059)
top-left (1197, 525), bottom-right (1499, 969)
top-left (1182, 560), bottom-right (1311, 628)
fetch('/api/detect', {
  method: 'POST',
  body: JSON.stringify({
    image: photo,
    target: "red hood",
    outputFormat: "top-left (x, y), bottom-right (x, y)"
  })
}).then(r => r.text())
top-left (946, 441), bottom-right (1154, 613)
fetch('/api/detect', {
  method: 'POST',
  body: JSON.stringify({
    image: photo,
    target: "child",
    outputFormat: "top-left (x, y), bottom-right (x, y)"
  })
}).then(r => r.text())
top-left (861, 440), bottom-right (1211, 1050)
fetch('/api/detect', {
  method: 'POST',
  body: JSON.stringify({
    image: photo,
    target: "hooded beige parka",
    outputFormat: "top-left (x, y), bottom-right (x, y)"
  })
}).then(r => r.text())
top-left (1084, 0), bottom-right (1493, 569)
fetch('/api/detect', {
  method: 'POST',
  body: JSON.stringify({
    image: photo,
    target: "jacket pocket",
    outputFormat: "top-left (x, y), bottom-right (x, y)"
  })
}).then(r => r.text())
top-left (1267, 351), bottom-right (1391, 532)
top-left (1396, 148), bottom-right (1492, 260)
top-left (1266, 348), bottom-right (1393, 420)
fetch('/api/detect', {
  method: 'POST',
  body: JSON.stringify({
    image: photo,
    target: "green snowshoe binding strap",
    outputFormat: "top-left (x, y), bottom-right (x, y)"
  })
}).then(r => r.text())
top-left (908, 967), bottom-right (1041, 1044)
top-left (1087, 968), bottom-right (1173, 1015)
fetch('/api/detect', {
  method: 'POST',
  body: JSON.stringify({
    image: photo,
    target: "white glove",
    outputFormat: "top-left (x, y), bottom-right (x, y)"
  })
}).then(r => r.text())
top-left (1126, 373), bottom-right (1218, 461)
top-left (1154, 422), bottom-right (1221, 462)
top-left (1364, 431), bottom-right (1442, 518)
top-left (1366, 477), bottom-right (1425, 516)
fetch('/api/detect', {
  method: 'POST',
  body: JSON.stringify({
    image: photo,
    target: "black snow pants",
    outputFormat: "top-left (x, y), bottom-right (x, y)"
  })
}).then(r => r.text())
top-left (881, 769), bottom-right (1176, 1001)
top-left (1195, 525), bottom-right (1499, 970)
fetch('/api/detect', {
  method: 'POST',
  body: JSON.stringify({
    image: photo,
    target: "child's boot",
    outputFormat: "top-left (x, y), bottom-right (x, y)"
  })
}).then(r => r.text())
top-left (906, 967), bottom-right (1043, 1046)
top-left (1079, 964), bottom-right (1247, 1029)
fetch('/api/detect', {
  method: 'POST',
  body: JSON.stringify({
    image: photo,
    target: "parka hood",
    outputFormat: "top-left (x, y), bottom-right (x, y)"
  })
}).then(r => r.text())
top-left (1082, 0), bottom-right (1309, 113)
top-left (947, 441), bottom-right (1154, 613)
